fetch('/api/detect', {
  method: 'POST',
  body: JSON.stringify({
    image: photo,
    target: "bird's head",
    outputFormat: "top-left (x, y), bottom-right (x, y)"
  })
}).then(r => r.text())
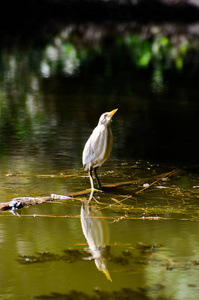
top-left (98, 108), bottom-right (118, 126)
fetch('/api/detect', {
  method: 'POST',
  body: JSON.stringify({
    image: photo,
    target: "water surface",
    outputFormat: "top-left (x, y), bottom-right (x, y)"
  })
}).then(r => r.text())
top-left (0, 26), bottom-right (199, 300)
top-left (0, 158), bottom-right (199, 299)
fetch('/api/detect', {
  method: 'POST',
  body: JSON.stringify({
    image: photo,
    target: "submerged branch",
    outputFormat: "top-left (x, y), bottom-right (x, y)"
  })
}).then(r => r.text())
top-left (104, 170), bottom-right (179, 189)
top-left (0, 213), bottom-right (198, 222)
top-left (135, 170), bottom-right (177, 194)
top-left (0, 170), bottom-right (179, 212)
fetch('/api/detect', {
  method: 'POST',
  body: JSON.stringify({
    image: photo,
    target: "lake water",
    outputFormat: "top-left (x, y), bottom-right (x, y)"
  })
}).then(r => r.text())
top-left (0, 26), bottom-right (199, 300)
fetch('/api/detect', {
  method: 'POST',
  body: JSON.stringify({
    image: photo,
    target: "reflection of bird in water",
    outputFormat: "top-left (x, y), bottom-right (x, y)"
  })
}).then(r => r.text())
top-left (82, 109), bottom-right (118, 191)
top-left (81, 199), bottom-right (112, 281)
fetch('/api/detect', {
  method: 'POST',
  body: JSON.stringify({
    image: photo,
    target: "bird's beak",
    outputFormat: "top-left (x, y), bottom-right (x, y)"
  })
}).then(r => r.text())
top-left (107, 108), bottom-right (118, 118)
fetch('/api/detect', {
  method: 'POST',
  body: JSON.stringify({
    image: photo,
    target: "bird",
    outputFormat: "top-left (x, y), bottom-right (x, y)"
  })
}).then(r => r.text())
top-left (82, 108), bottom-right (118, 191)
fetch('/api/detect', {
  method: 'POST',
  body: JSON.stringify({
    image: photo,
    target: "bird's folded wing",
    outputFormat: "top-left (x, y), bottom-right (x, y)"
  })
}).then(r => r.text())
top-left (82, 138), bottom-right (95, 170)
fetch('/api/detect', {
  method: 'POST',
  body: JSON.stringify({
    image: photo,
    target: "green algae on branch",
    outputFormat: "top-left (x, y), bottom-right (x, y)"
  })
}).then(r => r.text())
top-left (17, 244), bottom-right (161, 266)
top-left (17, 249), bottom-right (91, 265)
top-left (33, 287), bottom-right (152, 300)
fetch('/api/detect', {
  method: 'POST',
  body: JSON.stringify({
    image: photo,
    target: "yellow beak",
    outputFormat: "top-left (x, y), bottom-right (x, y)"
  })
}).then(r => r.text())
top-left (107, 108), bottom-right (118, 117)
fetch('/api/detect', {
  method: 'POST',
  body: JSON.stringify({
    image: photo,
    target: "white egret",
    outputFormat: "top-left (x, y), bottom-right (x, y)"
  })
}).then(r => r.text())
top-left (82, 108), bottom-right (118, 190)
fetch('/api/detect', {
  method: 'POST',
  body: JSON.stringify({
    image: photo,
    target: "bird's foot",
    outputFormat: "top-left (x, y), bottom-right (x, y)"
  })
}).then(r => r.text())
top-left (90, 187), bottom-right (103, 193)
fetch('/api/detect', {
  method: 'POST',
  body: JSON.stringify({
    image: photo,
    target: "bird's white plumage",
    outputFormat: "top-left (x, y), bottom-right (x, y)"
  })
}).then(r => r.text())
top-left (82, 123), bottom-right (113, 170)
top-left (82, 109), bottom-right (118, 190)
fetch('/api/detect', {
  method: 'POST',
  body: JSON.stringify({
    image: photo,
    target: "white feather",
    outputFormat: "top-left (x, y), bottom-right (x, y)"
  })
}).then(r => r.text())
top-left (82, 116), bottom-right (113, 171)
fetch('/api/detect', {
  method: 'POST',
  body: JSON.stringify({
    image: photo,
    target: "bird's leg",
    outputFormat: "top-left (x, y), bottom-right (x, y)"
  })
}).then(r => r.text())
top-left (89, 167), bottom-right (95, 191)
top-left (94, 167), bottom-right (102, 190)
top-left (88, 167), bottom-right (102, 201)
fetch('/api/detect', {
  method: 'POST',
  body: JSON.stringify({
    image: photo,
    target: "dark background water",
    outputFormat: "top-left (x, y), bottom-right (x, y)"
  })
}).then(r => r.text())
top-left (1, 56), bottom-right (199, 170)
top-left (1, 1), bottom-right (199, 169)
